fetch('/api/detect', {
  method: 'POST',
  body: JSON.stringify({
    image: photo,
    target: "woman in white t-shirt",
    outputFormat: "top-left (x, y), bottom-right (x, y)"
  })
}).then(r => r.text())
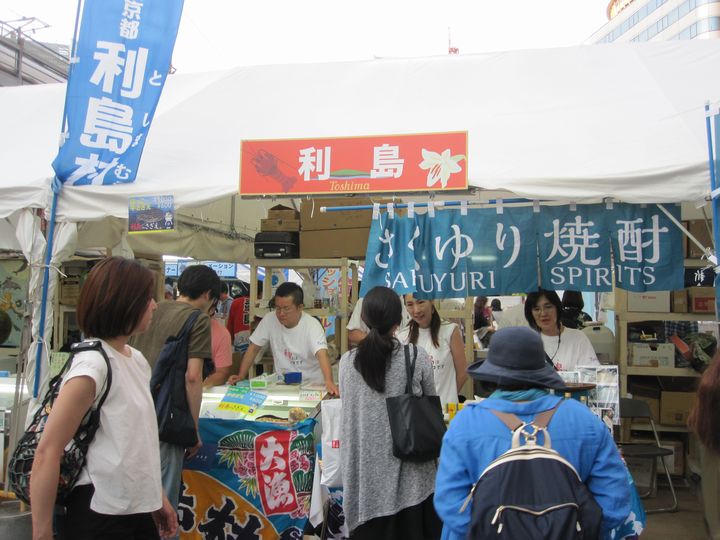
top-left (524, 289), bottom-right (599, 372)
top-left (398, 294), bottom-right (467, 408)
top-left (30, 257), bottom-right (176, 540)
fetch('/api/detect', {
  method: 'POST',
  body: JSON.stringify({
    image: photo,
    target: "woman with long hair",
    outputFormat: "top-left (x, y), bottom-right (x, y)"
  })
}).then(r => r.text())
top-left (398, 294), bottom-right (467, 408)
top-left (688, 354), bottom-right (720, 538)
top-left (339, 286), bottom-right (441, 539)
top-left (524, 289), bottom-right (599, 371)
top-left (30, 257), bottom-right (176, 540)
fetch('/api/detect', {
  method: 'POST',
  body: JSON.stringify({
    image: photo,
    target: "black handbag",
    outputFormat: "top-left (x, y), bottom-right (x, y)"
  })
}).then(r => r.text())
top-left (386, 344), bottom-right (446, 462)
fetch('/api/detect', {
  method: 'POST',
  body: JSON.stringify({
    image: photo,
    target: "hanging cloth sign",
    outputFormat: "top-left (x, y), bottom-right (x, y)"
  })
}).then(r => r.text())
top-left (52, 0), bottom-right (184, 185)
top-left (609, 203), bottom-right (683, 292)
top-left (361, 203), bottom-right (683, 298)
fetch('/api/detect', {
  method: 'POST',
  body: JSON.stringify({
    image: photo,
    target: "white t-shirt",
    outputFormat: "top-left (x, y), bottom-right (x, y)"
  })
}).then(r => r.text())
top-left (541, 327), bottom-right (599, 372)
top-left (397, 321), bottom-right (460, 407)
top-left (347, 296), bottom-right (411, 333)
top-left (61, 341), bottom-right (162, 515)
top-left (250, 311), bottom-right (328, 384)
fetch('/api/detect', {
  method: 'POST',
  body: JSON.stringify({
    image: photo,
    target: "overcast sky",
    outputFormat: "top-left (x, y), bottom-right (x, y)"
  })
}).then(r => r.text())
top-left (2, 0), bottom-right (611, 72)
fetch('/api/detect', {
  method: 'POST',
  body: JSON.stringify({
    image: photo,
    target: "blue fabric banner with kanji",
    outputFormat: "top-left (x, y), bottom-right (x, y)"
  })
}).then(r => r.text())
top-left (179, 418), bottom-right (316, 539)
top-left (52, 0), bottom-right (184, 185)
top-left (361, 204), bottom-right (683, 298)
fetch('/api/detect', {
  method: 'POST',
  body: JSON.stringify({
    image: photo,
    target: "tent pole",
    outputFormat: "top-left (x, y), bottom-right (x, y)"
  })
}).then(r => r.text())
top-left (706, 104), bottom-right (720, 260)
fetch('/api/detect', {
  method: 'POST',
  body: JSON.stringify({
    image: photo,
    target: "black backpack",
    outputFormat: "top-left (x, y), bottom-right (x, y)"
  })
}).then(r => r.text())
top-left (8, 340), bottom-right (112, 504)
top-left (149, 310), bottom-right (205, 447)
top-left (462, 403), bottom-right (602, 540)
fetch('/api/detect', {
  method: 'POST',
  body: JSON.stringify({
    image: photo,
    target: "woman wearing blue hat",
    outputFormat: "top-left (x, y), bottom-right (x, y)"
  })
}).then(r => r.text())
top-left (433, 326), bottom-right (630, 540)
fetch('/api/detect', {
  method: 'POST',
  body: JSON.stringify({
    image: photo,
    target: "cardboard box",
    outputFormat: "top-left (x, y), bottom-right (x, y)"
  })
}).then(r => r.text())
top-left (300, 197), bottom-right (395, 231)
top-left (689, 286), bottom-right (716, 313)
top-left (660, 391), bottom-right (696, 426)
top-left (626, 291), bottom-right (671, 313)
top-left (260, 218), bottom-right (300, 232)
top-left (671, 289), bottom-right (688, 313)
top-left (267, 204), bottom-right (299, 220)
top-left (627, 394), bottom-right (660, 423)
top-left (300, 228), bottom-right (370, 259)
top-left (628, 343), bottom-right (675, 368)
top-left (687, 219), bottom-right (713, 258)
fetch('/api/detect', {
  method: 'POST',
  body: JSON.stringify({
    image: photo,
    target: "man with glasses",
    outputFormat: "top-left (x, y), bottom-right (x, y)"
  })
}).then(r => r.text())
top-left (228, 282), bottom-right (339, 395)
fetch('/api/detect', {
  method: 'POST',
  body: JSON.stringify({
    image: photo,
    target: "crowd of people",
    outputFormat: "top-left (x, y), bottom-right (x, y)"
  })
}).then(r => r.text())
top-left (31, 259), bottom-right (664, 539)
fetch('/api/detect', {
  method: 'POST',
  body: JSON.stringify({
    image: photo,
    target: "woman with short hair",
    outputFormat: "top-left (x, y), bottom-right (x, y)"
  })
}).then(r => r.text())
top-left (30, 257), bottom-right (176, 540)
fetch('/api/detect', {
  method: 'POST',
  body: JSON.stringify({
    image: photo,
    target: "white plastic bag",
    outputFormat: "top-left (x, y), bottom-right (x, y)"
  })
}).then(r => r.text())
top-left (320, 399), bottom-right (343, 488)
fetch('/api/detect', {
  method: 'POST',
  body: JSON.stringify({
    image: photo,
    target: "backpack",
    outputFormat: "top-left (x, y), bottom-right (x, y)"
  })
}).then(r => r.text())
top-left (462, 403), bottom-right (602, 540)
top-left (149, 309), bottom-right (203, 447)
top-left (8, 340), bottom-right (112, 505)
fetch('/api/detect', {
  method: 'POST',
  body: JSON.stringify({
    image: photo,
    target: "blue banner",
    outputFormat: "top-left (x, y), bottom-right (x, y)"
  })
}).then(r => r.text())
top-left (537, 204), bottom-right (612, 292)
top-left (180, 418), bottom-right (316, 539)
top-left (362, 204), bottom-right (683, 298)
top-left (52, 0), bottom-right (184, 185)
top-left (609, 203), bottom-right (683, 292)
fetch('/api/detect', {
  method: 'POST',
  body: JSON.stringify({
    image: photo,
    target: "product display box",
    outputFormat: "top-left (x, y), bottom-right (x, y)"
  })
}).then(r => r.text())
top-left (300, 228), bottom-right (370, 259)
top-left (671, 289), bottom-right (688, 313)
top-left (688, 286), bottom-right (716, 314)
top-left (687, 220), bottom-right (713, 258)
top-left (626, 291), bottom-right (671, 313)
top-left (660, 391), bottom-right (697, 426)
top-left (300, 197), bottom-right (395, 231)
top-left (628, 343), bottom-right (675, 368)
top-left (267, 204), bottom-right (300, 221)
top-left (260, 218), bottom-right (300, 232)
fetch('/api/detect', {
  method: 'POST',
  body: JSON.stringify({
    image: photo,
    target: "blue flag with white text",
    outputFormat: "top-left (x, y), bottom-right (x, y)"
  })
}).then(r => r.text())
top-left (52, 0), bottom-right (184, 185)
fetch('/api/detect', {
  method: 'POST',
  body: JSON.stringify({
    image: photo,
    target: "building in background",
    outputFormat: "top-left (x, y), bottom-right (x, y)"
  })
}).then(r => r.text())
top-left (588, 0), bottom-right (720, 43)
top-left (0, 18), bottom-right (69, 86)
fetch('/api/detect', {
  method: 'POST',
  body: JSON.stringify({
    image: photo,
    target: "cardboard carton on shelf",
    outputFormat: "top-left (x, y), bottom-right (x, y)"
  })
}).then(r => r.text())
top-left (267, 204), bottom-right (300, 221)
top-left (300, 197), bottom-right (397, 231)
top-left (688, 286), bottom-right (716, 314)
top-left (260, 218), bottom-right (300, 232)
top-left (300, 228), bottom-right (369, 259)
top-left (671, 289), bottom-right (688, 313)
top-left (626, 291), bottom-right (671, 313)
top-left (660, 390), bottom-right (697, 426)
top-left (628, 342), bottom-right (674, 368)
top-left (627, 379), bottom-right (661, 422)
top-left (687, 219), bottom-right (713, 258)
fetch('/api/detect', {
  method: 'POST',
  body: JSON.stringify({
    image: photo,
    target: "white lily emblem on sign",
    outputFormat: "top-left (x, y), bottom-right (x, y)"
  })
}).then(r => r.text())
top-left (419, 149), bottom-right (465, 188)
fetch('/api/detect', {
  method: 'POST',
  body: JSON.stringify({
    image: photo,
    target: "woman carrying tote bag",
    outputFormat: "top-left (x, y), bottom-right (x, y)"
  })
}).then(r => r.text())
top-left (339, 286), bottom-right (442, 540)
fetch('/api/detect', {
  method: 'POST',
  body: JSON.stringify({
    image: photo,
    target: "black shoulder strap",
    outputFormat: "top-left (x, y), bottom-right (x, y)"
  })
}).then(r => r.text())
top-left (51, 340), bottom-right (113, 411)
top-left (403, 344), bottom-right (418, 395)
top-left (178, 309), bottom-right (202, 340)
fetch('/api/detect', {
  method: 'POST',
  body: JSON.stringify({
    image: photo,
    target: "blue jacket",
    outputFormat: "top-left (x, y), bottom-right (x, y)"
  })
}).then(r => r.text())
top-left (434, 395), bottom-right (631, 540)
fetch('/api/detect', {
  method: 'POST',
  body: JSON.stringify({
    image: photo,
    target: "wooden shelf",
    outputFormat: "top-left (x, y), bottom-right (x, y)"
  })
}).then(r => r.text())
top-left (625, 366), bottom-right (700, 377)
top-left (619, 312), bottom-right (716, 322)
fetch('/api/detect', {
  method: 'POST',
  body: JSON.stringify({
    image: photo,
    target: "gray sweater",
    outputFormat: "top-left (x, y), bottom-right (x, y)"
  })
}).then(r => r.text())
top-left (339, 344), bottom-right (438, 532)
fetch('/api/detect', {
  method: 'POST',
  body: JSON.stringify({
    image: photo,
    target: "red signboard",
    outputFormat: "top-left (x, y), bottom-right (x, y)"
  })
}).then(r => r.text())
top-left (239, 131), bottom-right (468, 196)
top-left (254, 430), bottom-right (299, 516)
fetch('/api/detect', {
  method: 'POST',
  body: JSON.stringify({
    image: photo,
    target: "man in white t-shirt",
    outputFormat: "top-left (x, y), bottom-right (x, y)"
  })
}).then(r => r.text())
top-left (228, 282), bottom-right (339, 395)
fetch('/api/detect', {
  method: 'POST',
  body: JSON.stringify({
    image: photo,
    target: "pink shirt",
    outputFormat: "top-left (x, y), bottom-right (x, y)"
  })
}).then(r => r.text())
top-left (210, 318), bottom-right (232, 369)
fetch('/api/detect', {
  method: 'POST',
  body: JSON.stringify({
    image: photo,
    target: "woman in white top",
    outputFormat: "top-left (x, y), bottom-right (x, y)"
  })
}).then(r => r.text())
top-left (30, 257), bottom-right (176, 540)
top-left (524, 289), bottom-right (599, 372)
top-left (398, 294), bottom-right (467, 407)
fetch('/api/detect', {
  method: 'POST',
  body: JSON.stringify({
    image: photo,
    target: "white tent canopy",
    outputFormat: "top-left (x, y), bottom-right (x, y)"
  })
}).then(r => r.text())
top-left (2, 40), bottom-right (719, 235)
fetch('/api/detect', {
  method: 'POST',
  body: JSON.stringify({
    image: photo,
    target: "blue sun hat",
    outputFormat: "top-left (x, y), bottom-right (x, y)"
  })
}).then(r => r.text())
top-left (467, 326), bottom-right (566, 390)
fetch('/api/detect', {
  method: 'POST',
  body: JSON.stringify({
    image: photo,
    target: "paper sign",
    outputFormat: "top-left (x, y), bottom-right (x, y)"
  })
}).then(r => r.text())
top-left (128, 195), bottom-right (174, 233)
top-left (217, 385), bottom-right (267, 415)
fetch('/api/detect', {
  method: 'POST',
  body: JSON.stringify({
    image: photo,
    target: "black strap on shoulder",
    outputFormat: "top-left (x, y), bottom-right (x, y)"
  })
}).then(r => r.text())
top-left (403, 344), bottom-right (418, 395)
top-left (178, 309), bottom-right (202, 339)
top-left (54, 340), bottom-right (113, 411)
